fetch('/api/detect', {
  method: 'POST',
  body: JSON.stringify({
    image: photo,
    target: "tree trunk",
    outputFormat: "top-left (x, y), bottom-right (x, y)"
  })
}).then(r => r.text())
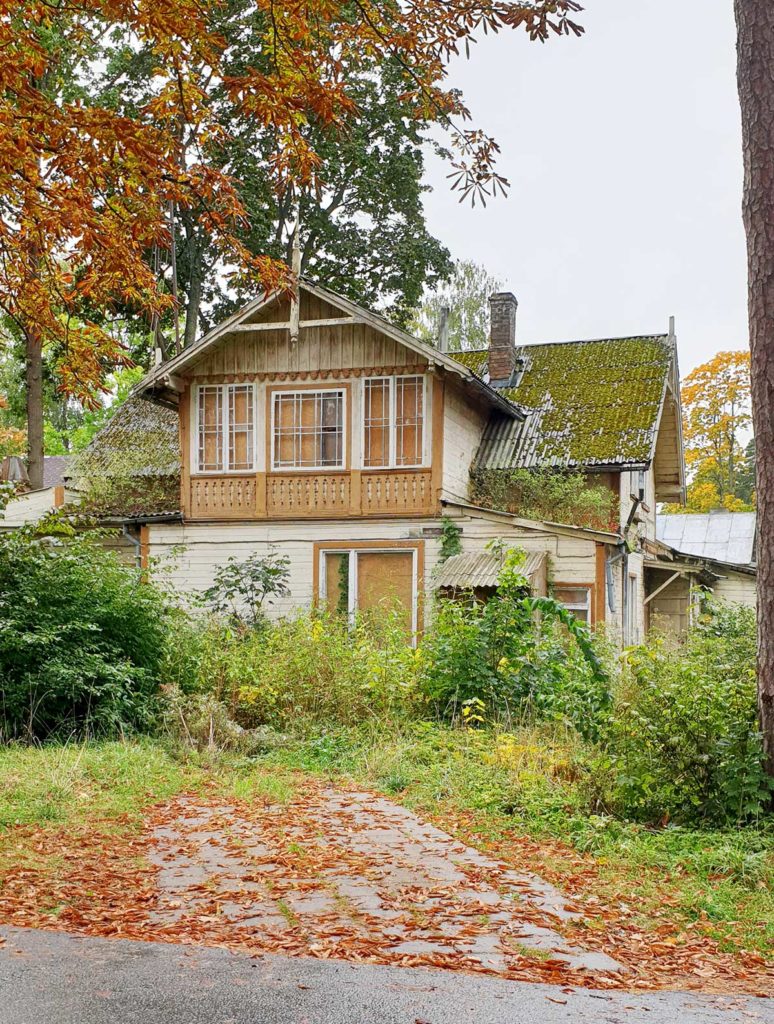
top-left (182, 213), bottom-right (203, 349)
top-left (735, 0), bottom-right (774, 776)
top-left (25, 326), bottom-right (44, 490)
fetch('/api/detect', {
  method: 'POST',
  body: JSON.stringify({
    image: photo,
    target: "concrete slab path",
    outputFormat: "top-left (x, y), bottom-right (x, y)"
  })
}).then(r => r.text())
top-left (144, 787), bottom-right (624, 981)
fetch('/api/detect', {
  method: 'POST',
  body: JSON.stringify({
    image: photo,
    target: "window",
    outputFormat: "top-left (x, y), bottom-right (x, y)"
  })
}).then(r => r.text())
top-left (363, 375), bottom-right (425, 468)
top-left (319, 546), bottom-right (419, 635)
top-left (196, 384), bottom-right (254, 473)
top-left (272, 389), bottom-right (345, 470)
top-left (554, 585), bottom-right (592, 626)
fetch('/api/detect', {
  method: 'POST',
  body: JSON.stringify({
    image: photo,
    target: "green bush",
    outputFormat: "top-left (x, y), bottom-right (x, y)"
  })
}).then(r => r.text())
top-left (417, 551), bottom-right (610, 739)
top-left (162, 608), bottom-right (419, 732)
top-left (0, 530), bottom-right (168, 740)
top-left (470, 467), bottom-right (619, 532)
top-left (607, 602), bottom-right (772, 825)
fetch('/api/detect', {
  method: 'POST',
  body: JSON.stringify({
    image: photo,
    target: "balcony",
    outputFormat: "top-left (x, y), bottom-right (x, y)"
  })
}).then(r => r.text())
top-left (187, 469), bottom-right (435, 521)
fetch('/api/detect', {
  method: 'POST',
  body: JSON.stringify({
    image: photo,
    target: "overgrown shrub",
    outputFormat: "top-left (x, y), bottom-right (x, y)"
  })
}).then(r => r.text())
top-left (203, 550), bottom-right (290, 627)
top-left (417, 551), bottom-right (610, 739)
top-left (0, 530), bottom-right (168, 740)
top-left (162, 608), bottom-right (419, 732)
top-left (471, 467), bottom-right (619, 532)
top-left (607, 602), bottom-right (772, 825)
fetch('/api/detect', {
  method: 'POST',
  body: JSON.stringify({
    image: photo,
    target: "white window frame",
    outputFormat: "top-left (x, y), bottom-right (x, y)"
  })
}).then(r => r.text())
top-left (319, 546), bottom-right (419, 637)
top-left (361, 374), bottom-right (426, 470)
top-left (269, 387), bottom-right (347, 472)
top-left (193, 383), bottom-right (256, 475)
top-left (554, 585), bottom-right (592, 626)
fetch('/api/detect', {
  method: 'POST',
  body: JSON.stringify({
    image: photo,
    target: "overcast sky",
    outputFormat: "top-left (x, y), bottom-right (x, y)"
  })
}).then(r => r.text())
top-left (421, 0), bottom-right (746, 375)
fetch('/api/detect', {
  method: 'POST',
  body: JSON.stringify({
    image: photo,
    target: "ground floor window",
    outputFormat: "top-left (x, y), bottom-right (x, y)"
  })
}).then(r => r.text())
top-left (553, 585), bottom-right (592, 626)
top-left (317, 543), bottom-right (422, 635)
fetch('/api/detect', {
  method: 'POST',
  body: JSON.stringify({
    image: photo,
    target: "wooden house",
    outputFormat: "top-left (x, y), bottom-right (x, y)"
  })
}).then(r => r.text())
top-left (58, 282), bottom-right (693, 642)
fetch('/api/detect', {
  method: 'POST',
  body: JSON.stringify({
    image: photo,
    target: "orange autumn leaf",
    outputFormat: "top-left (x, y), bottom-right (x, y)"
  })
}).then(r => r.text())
top-left (0, 0), bottom-right (584, 402)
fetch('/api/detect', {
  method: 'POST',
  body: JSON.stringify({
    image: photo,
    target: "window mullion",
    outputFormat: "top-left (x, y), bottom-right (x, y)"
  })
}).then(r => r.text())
top-left (222, 385), bottom-right (229, 472)
top-left (389, 377), bottom-right (396, 468)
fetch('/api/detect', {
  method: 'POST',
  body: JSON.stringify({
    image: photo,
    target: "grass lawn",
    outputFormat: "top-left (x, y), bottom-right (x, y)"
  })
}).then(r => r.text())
top-left (0, 728), bottom-right (771, 987)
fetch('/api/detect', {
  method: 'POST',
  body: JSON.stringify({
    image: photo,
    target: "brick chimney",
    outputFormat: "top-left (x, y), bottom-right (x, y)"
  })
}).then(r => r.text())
top-left (488, 292), bottom-right (518, 384)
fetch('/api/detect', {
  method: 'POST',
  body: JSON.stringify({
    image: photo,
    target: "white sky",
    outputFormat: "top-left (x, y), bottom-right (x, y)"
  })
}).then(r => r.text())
top-left (421, 0), bottom-right (747, 375)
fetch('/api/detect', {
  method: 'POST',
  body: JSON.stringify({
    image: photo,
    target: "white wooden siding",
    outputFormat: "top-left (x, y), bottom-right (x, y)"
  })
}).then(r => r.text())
top-left (442, 382), bottom-right (487, 501)
top-left (0, 487), bottom-right (77, 529)
top-left (146, 508), bottom-right (601, 623)
top-left (713, 572), bottom-right (757, 607)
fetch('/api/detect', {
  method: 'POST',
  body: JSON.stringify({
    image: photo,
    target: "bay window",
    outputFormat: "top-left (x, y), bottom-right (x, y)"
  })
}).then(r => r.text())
top-left (196, 384), bottom-right (255, 473)
top-left (363, 375), bottom-right (425, 469)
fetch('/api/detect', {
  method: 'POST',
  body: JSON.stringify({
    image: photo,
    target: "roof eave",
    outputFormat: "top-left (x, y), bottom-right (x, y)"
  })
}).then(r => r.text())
top-left (131, 280), bottom-right (522, 420)
top-left (442, 497), bottom-right (621, 544)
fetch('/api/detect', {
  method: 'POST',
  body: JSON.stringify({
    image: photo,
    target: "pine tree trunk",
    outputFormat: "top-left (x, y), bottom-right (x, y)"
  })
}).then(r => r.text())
top-left (735, 0), bottom-right (774, 776)
top-left (25, 326), bottom-right (44, 490)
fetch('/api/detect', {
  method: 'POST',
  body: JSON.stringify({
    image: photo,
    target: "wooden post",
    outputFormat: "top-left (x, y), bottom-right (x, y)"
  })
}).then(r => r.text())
top-left (289, 215), bottom-right (301, 346)
top-left (594, 543), bottom-right (607, 625)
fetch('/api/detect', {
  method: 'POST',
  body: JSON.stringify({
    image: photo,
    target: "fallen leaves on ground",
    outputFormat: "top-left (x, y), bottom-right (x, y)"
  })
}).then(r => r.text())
top-left (0, 777), bottom-right (771, 997)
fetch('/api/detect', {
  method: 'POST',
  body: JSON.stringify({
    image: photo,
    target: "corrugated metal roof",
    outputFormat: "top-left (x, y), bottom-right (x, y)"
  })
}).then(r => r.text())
top-left (657, 512), bottom-right (756, 567)
top-left (434, 550), bottom-right (546, 590)
top-left (456, 335), bottom-right (672, 471)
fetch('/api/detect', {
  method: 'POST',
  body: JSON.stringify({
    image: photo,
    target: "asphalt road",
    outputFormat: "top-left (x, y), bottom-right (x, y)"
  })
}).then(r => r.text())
top-left (0, 926), bottom-right (771, 1024)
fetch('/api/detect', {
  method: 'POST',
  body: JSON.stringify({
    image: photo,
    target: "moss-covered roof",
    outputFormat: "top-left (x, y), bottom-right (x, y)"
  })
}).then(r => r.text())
top-left (72, 397), bottom-right (180, 482)
top-left (453, 336), bottom-right (672, 470)
top-left (70, 396), bottom-right (181, 518)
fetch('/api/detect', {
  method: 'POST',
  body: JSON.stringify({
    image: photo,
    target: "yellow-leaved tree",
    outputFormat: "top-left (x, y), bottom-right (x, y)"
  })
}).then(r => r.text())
top-left (670, 350), bottom-right (754, 512)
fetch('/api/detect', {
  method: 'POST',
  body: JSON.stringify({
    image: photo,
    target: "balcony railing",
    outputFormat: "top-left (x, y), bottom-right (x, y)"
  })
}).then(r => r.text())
top-left (187, 469), bottom-right (435, 520)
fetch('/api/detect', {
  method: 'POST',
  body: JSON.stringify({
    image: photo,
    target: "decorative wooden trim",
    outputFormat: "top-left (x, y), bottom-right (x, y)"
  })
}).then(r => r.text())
top-left (595, 544), bottom-right (607, 625)
top-left (349, 469), bottom-right (362, 514)
top-left (265, 381), bottom-right (352, 474)
top-left (188, 366), bottom-right (428, 384)
top-left (237, 317), bottom-right (360, 332)
top-left (312, 539), bottom-right (425, 632)
top-left (255, 471), bottom-right (267, 517)
top-left (431, 373), bottom-right (445, 513)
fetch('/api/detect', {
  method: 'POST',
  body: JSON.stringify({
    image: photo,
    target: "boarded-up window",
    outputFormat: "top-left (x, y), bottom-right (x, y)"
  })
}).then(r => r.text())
top-left (363, 375), bottom-right (424, 468)
top-left (197, 384), bottom-right (254, 473)
top-left (363, 379), bottom-right (390, 468)
top-left (357, 552), bottom-right (414, 631)
top-left (554, 586), bottom-right (591, 626)
top-left (273, 390), bottom-right (345, 469)
top-left (321, 547), bottom-right (417, 635)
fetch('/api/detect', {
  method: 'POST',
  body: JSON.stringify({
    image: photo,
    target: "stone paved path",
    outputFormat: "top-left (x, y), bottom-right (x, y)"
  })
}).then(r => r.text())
top-left (145, 787), bottom-right (624, 980)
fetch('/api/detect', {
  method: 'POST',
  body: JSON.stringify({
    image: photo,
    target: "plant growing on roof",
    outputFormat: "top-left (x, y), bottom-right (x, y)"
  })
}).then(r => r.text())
top-left (204, 550), bottom-right (291, 628)
top-left (471, 467), bottom-right (619, 532)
